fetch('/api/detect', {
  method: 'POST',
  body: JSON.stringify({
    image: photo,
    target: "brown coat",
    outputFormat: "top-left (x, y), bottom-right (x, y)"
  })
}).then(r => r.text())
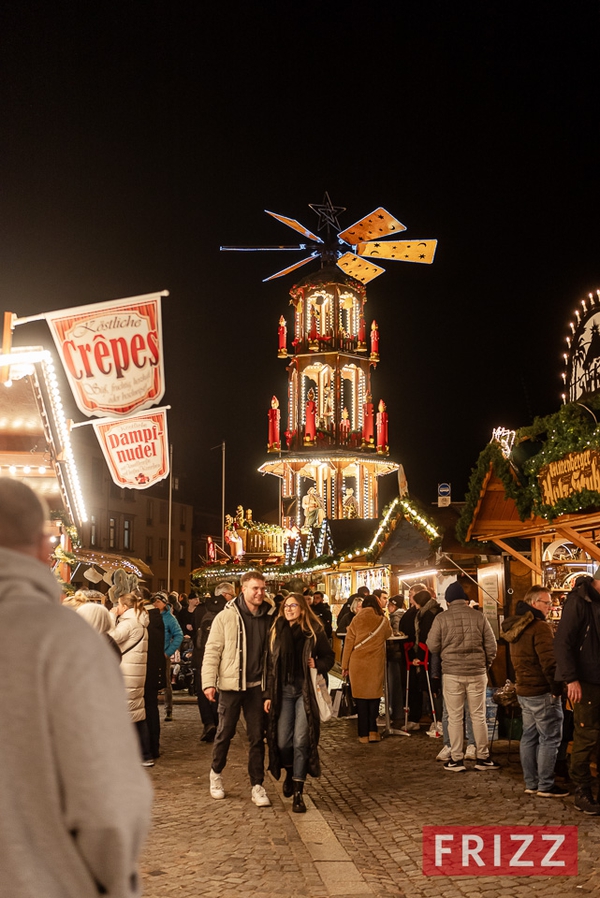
top-left (342, 607), bottom-right (392, 699)
top-left (501, 602), bottom-right (560, 696)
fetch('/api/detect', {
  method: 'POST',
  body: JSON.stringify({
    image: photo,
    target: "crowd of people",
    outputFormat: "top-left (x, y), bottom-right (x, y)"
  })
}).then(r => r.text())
top-left (4, 477), bottom-right (600, 896)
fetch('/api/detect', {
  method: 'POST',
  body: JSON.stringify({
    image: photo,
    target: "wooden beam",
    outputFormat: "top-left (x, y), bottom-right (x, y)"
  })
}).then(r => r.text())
top-left (492, 538), bottom-right (543, 575)
top-left (0, 311), bottom-right (14, 385)
top-left (531, 536), bottom-right (543, 572)
top-left (555, 526), bottom-right (600, 565)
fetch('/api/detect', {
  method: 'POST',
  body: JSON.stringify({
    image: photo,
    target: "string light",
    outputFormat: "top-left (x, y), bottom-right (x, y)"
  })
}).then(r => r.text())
top-left (40, 353), bottom-right (88, 525)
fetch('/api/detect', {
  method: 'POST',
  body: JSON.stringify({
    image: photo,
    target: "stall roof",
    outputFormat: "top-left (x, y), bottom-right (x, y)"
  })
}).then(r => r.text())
top-left (0, 347), bottom-right (87, 526)
top-left (72, 549), bottom-right (153, 580)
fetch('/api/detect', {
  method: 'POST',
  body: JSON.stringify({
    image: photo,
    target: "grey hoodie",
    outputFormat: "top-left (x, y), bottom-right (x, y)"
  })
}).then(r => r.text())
top-left (0, 546), bottom-right (152, 897)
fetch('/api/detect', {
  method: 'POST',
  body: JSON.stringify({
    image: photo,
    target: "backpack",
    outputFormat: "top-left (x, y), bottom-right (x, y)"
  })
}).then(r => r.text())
top-left (196, 610), bottom-right (218, 654)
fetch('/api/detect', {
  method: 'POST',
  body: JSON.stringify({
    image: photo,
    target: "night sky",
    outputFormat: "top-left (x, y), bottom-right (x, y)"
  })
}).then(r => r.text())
top-left (2, 2), bottom-right (599, 522)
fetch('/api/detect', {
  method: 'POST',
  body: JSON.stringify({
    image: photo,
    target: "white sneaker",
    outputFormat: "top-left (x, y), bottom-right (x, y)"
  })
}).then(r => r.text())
top-left (465, 744), bottom-right (477, 760)
top-left (251, 784), bottom-right (271, 807)
top-left (404, 721), bottom-right (420, 731)
top-left (209, 768), bottom-right (225, 800)
top-left (436, 745), bottom-right (452, 761)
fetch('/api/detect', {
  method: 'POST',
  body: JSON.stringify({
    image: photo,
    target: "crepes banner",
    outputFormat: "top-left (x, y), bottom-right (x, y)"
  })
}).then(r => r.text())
top-left (45, 291), bottom-right (167, 417)
top-left (92, 408), bottom-right (170, 489)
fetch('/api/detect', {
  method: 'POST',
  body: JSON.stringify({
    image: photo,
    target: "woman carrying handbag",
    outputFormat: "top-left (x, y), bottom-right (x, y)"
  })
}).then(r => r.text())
top-left (264, 594), bottom-right (334, 813)
top-left (341, 596), bottom-right (392, 743)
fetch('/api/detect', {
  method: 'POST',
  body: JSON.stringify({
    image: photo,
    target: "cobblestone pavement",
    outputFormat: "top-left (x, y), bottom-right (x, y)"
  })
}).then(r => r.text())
top-left (141, 701), bottom-right (599, 898)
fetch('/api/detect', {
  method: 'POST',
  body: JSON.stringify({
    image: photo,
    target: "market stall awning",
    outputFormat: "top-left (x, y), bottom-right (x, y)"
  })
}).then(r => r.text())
top-left (72, 549), bottom-right (153, 579)
top-left (0, 347), bottom-right (87, 525)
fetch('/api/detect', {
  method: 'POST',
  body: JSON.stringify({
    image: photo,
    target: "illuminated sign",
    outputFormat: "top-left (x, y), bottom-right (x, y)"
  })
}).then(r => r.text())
top-left (45, 292), bottom-right (166, 417)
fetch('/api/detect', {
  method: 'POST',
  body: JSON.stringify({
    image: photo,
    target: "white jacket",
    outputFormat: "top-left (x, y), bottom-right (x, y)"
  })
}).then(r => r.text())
top-left (0, 546), bottom-right (152, 898)
top-left (202, 598), bottom-right (275, 692)
top-left (111, 608), bottom-right (149, 723)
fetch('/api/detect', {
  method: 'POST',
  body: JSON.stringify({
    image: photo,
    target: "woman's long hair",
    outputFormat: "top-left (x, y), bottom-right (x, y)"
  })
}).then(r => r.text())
top-left (361, 595), bottom-right (384, 616)
top-left (117, 591), bottom-right (147, 620)
top-left (271, 592), bottom-right (322, 648)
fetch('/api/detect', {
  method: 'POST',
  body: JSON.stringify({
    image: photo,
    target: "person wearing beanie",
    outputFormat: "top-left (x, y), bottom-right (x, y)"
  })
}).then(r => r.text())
top-left (427, 578), bottom-right (499, 772)
top-left (445, 581), bottom-right (469, 603)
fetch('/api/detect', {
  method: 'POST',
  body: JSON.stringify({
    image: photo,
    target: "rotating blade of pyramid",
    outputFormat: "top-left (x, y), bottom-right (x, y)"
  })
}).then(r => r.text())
top-left (263, 255), bottom-right (317, 282)
top-left (337, 207), bottom-right (407, 244)
top-left (337, 252), bottom-right (385, 284)
top-left (356, 240), bottom-right (438, 264)
top-left (265, 211), bottom-right (323, 243)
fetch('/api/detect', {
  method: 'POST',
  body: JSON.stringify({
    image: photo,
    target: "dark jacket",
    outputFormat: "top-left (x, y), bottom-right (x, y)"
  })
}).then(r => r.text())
top-left (501, 600), bottom-right (561, 696)
top-left (191, 595), bottom-right (229, 668)
top-left (335, 604), bottom-right (355, 635)
top-left (413, 599), bottom-right (442, 662)
top-left (144, 606), bottom-right (166, 690)
top-left (264, 617), bottom-right (334, 780)
top-left (554, 577), bottom-right (600, 686)
top-left (398, 606), bottom-right (417, 642)
top-left (312, 602), bottom-right (333, 639)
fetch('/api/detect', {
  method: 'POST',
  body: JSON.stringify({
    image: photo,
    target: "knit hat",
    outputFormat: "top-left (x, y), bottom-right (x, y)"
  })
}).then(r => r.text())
top-left (445, 581), bottom-right (468, 603)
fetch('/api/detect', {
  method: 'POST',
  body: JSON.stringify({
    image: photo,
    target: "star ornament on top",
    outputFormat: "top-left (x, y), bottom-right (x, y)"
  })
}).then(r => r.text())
top-left (308, 192), bottom-right (346, 232)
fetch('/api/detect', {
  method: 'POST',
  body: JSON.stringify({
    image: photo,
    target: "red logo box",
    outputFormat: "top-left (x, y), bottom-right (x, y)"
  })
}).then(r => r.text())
top-left (423, 826), bottom-right (578, 876)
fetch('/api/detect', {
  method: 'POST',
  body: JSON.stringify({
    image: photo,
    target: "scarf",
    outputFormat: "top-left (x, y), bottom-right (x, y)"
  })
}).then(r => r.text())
top-left (279, 620), bottom-right (305, 685)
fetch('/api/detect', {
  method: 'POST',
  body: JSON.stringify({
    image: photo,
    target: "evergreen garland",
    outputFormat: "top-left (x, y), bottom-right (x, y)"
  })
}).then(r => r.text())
top-left (457, 398), bottom-right (600, 541)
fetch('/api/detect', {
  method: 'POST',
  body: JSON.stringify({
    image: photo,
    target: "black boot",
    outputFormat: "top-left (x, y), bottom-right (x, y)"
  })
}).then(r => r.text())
top-left (292, 782), bottom-right (306, 814)
top-left (282, 767), bottom-right (294, 798)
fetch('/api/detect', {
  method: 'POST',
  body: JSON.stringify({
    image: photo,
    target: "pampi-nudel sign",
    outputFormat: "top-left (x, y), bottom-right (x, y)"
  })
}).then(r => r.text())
top-left (92, 408), bottom-right (169, 489)
top-left (538, 448), bottom-right (600, 505)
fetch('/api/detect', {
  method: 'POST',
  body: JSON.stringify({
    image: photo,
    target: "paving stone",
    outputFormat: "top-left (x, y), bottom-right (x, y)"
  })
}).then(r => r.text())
top-left (140, 702), bottom-right (596, 898)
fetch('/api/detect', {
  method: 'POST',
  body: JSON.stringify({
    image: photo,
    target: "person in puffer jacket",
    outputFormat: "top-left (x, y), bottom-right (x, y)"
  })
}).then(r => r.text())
top-left (501, 585), bottom-right (567, 798)
top-left (111, 592), bottom-right (152, 766)
top-left (427, 580), bottom-right (498, 772)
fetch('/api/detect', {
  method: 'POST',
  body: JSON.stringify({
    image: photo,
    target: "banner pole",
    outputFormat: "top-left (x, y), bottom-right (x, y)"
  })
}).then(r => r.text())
top-left (167, 443), bottom-right (173, 592)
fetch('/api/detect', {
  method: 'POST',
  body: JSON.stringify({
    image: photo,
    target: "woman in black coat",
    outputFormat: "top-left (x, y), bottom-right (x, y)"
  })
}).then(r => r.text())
top-left (264, 593), bottom-right (334, 813)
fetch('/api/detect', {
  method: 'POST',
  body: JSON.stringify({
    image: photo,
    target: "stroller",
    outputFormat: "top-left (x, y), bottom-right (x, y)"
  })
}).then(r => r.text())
top-left (171, 635), bottom-right (195, 695)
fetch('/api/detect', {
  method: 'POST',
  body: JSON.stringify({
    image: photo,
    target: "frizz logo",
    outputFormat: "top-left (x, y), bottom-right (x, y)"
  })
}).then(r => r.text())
top-left (422, 826), bottom-right (577, 876)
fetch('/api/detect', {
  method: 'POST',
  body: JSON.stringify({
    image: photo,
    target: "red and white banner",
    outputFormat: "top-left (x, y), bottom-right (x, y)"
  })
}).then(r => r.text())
top-left (92, 408), bottom-right (170, 490)
top-left (422, 826), bottom-right (577, 877)
top-left (45, 292), bottom-right (166, 417)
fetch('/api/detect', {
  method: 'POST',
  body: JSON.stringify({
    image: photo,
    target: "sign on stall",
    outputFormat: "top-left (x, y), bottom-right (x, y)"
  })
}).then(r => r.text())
top-left (538, 448), bottom-right (600, 505)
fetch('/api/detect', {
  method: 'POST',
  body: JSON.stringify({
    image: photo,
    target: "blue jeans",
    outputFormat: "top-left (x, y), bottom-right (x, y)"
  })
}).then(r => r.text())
top-left (517, 693), bottom-right (563, 792)
top-left (278, 684), bottom-right (310, 782)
